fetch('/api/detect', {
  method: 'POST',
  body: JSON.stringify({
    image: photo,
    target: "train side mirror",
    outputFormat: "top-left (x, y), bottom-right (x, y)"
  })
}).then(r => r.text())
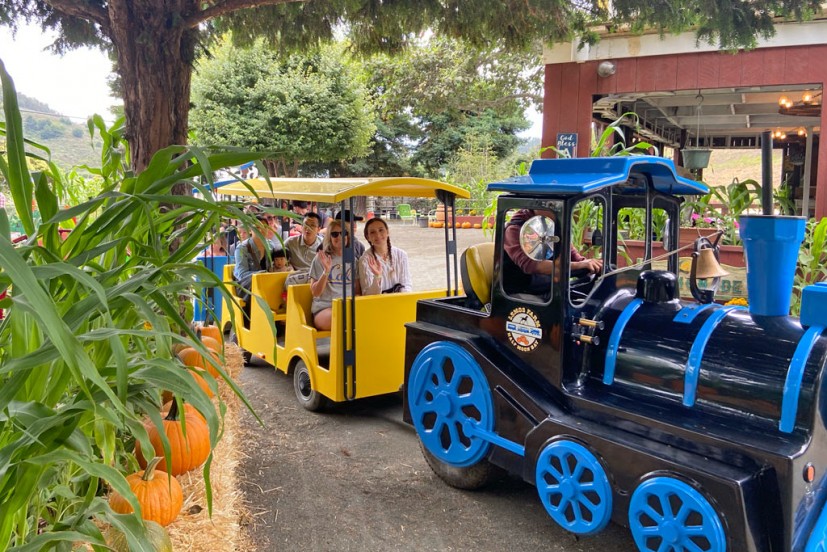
top-left (520, 215), bottom-right (560, 261)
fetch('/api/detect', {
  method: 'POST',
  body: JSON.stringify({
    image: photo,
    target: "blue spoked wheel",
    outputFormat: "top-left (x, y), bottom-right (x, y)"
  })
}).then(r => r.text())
top-left (535, 440), bottom-right (613, 535)
top-left (408, 342), bottom-right (494, 468)
top-left (629, 477), bottom-right (726, 552)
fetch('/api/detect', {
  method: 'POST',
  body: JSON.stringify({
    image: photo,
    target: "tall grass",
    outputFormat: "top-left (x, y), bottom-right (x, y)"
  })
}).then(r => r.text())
top-left (0, 59), bottom-right (261, 551)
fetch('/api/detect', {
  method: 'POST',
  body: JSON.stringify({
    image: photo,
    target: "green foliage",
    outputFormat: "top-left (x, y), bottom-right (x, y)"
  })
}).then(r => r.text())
top-left (190, 38), bottom-right (375, 176)
top-left (0, 59), bottom-right (259, 550)
top-left (791, 217), bottom-right (827, 316)
top-left (682, 178), bottom-right (762, 245)
top-left (609, 0), bottom-right (821, 50)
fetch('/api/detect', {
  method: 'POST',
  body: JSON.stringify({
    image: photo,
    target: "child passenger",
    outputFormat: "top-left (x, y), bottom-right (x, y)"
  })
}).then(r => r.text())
top-left (358, 217), bottom-right (412, 295)
top-left (272, 249), bottom-right (291, 272)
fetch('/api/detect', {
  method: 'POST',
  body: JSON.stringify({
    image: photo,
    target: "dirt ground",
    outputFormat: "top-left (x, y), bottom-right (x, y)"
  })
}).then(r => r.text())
top-left (236, 222), bottom-right (636, 551)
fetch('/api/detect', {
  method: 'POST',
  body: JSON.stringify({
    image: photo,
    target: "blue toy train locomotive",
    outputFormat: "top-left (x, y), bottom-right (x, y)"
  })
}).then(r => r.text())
top-left (402, 156), bottom-right (827, 551)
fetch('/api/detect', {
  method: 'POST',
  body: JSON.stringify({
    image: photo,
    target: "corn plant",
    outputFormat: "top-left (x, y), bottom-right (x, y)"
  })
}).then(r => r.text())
top-left (791, 217), bottom-right (827, 316)
top-left (0, 59), bottom-right (262, 551)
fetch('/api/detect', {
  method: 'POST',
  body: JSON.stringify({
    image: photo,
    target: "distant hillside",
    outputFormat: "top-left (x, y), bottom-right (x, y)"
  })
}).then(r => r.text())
top-left (703, 149), bottom-right (782, 189)
top-left (1, 91), bottom-right (103, 169)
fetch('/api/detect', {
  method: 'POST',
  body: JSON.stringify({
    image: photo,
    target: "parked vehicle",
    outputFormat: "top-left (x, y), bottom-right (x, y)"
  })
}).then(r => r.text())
top-left (403, 156), bottom-right (827, 551)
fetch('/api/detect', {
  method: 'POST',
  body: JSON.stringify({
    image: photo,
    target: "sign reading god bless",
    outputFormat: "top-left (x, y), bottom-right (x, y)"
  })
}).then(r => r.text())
top-left (556, 133), bottom-right (578, 158)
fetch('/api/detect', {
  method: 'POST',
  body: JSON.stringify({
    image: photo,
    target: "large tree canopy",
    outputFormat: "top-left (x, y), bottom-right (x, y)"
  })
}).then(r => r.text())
top-left (190, 39), bottom-right (375, 177)
top-left (0, 0), bottom-right (820, 178)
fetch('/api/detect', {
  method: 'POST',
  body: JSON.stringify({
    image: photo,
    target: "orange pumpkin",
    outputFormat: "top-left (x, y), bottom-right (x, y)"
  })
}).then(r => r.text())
top-left (109, 457), bottom-right (183, 527)
top-left (190, 367), bottom-right (215, 398)
top-left (433, 222), bottom-right (444, 228)
top-left (200, 335), bottom-right (221, 353)
top-left (196, 324), bottom-right (223, 347)
top-left (461, 222), bottom-right (472, 229)
top-left (177, 346), bottom-right (221, 378)
top-left (473, 223), bottom-right (482, 229)
top-left (136, 400), bottom-right (211, 475)
top-left (162, 399), bottom-right (207, 424)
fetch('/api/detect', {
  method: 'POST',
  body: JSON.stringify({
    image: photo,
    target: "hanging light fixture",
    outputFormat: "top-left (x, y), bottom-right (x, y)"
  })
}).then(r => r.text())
top-left (779, 91), bottom-right (822, 117)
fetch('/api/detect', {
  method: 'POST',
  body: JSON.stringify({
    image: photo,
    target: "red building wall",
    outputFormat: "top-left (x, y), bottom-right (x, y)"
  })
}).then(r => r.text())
top-left (543, 45), bottom-right (827, 218)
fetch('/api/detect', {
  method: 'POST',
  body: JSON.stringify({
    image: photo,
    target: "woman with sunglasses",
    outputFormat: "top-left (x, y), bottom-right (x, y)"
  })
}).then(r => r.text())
top-left (309, 219), bottom-right (357, 330)
top-left (358, 217), bottom-right (412, 295)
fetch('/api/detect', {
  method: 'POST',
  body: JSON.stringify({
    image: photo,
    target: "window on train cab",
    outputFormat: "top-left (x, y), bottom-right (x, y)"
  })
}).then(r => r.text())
top-left (501, 207), bottom-right (559, 303)
top-left (568, 197), bottom-right (605, 306)
top-left (616, 205), bottom-right (670, 271)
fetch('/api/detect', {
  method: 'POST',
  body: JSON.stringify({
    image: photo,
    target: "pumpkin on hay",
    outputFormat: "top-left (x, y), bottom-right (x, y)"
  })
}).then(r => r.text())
top-left (109, 457), bottom-right (183, 527)
top-left (196, 323), bottom-right (223, 347)
top-left (200, 335), bottom-right (222, 353)
top-left (162, 399), bottom-right (207, 424)
top-left (105, 520), bottom-right (173, 552)
top-left (178, 346), bottom-right (221, 378)
top-left (136, 400), bottom-right (211, 475)
top-left (190, 367), bottom-right (215, 398)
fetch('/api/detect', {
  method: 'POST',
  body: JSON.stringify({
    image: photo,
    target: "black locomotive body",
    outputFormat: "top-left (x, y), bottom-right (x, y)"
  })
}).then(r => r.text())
top-left (403, 156), bottom-right (827, 551)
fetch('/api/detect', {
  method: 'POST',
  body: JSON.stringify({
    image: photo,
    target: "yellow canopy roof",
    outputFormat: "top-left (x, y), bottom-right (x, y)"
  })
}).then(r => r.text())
top-left (212, 176), bottom-right (470, 202)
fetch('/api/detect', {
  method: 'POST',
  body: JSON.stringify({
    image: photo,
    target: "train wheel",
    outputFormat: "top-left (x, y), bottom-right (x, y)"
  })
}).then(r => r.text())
top-left (628, 476), bottom-right (726, 552)
top-left (418, 440), bottom-right (503, 490)
top-left (408, 342), bottom-right (494, 469)
top-left (293, 360), bottom-right (326, 411)
top-left (535, 440), bottom-right (612, 535)
top-left (228, 329), bottom-right (252, 364)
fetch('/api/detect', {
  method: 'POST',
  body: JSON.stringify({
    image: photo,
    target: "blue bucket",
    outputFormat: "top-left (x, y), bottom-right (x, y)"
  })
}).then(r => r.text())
top-left (739, 216), bottom-right (805, 316)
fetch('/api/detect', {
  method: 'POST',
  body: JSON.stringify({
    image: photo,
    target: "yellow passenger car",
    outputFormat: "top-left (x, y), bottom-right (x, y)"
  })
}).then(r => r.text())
top-left (216, 177), bottom-right (469, 410)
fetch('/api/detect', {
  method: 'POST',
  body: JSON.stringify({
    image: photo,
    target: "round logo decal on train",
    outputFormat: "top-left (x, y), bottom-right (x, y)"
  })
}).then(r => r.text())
top-left (506, 307), bottom-right (542, 352)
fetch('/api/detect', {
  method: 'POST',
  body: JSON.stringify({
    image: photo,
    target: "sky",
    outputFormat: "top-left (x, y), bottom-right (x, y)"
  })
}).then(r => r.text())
top-left (0, 21), bottom-right (541, 137)
top-left (0, 23), bottom-right (120, 123)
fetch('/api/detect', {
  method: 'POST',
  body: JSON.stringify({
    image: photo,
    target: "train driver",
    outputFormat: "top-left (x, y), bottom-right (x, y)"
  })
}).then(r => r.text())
top-left (503, 208), bottom-right (602, 296)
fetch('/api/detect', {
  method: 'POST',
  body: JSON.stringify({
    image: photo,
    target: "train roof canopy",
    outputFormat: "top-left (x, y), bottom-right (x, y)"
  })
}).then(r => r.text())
top-left (487, 156), bottom-right (708, 196)
top-left (210, 176), bottom-right (470, 202)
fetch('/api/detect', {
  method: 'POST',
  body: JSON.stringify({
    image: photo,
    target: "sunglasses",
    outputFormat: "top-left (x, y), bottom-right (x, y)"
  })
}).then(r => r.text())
top-left (330, 231), bottom-right (342, 238)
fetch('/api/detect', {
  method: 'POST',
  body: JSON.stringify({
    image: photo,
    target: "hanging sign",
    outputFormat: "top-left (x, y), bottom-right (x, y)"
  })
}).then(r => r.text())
top-left (556, 133), bottom-right (578, 158)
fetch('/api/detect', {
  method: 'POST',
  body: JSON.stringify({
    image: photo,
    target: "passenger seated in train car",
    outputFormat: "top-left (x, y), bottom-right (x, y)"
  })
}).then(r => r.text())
top-left (271, 249), bottom-right (292, 272)
top-left (503, 208), bottom-right (602, 297)
top-left (233, 213), bottom-right (275, 326)
top-left (358, 217), bottom-right (412, 295)
top-left (284, 212), bottom-right (323, 272)
top-left (309, 219), bottom-right (359, 331)
top-left (333, 210), bottom-right (366, 258)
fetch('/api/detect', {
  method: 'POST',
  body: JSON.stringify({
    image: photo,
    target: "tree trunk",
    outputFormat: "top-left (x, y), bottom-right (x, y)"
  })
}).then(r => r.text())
top-left (107, 1), bottom-right (196, 190)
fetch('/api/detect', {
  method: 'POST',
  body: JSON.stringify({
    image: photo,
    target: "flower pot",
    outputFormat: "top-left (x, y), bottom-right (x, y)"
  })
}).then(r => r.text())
top-left (435, 204), bottom-right (453, 222)
top-left (417, 216), bottom-right (429, 228)
top-left (681, 148), bottom-right (712, 170)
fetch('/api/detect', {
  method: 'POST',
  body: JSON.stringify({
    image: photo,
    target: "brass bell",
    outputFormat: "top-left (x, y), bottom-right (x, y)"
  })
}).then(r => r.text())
top-left (694, 247), bottom-right (729, 279)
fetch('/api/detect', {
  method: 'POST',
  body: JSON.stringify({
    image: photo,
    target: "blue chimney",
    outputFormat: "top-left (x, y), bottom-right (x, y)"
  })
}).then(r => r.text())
top-left (739, 215), bottom-right (806, 316)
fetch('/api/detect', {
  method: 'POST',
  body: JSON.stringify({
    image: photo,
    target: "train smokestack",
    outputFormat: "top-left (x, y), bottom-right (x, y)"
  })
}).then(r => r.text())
top-left (739, 215), bottom-right (806, 316)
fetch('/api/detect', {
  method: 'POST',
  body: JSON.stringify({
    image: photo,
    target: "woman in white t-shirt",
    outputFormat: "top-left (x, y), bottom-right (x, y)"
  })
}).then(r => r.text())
top-left (309, 219), bottom-right (355, 330)
top-left (358, 218), bottom-right (412, 295)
